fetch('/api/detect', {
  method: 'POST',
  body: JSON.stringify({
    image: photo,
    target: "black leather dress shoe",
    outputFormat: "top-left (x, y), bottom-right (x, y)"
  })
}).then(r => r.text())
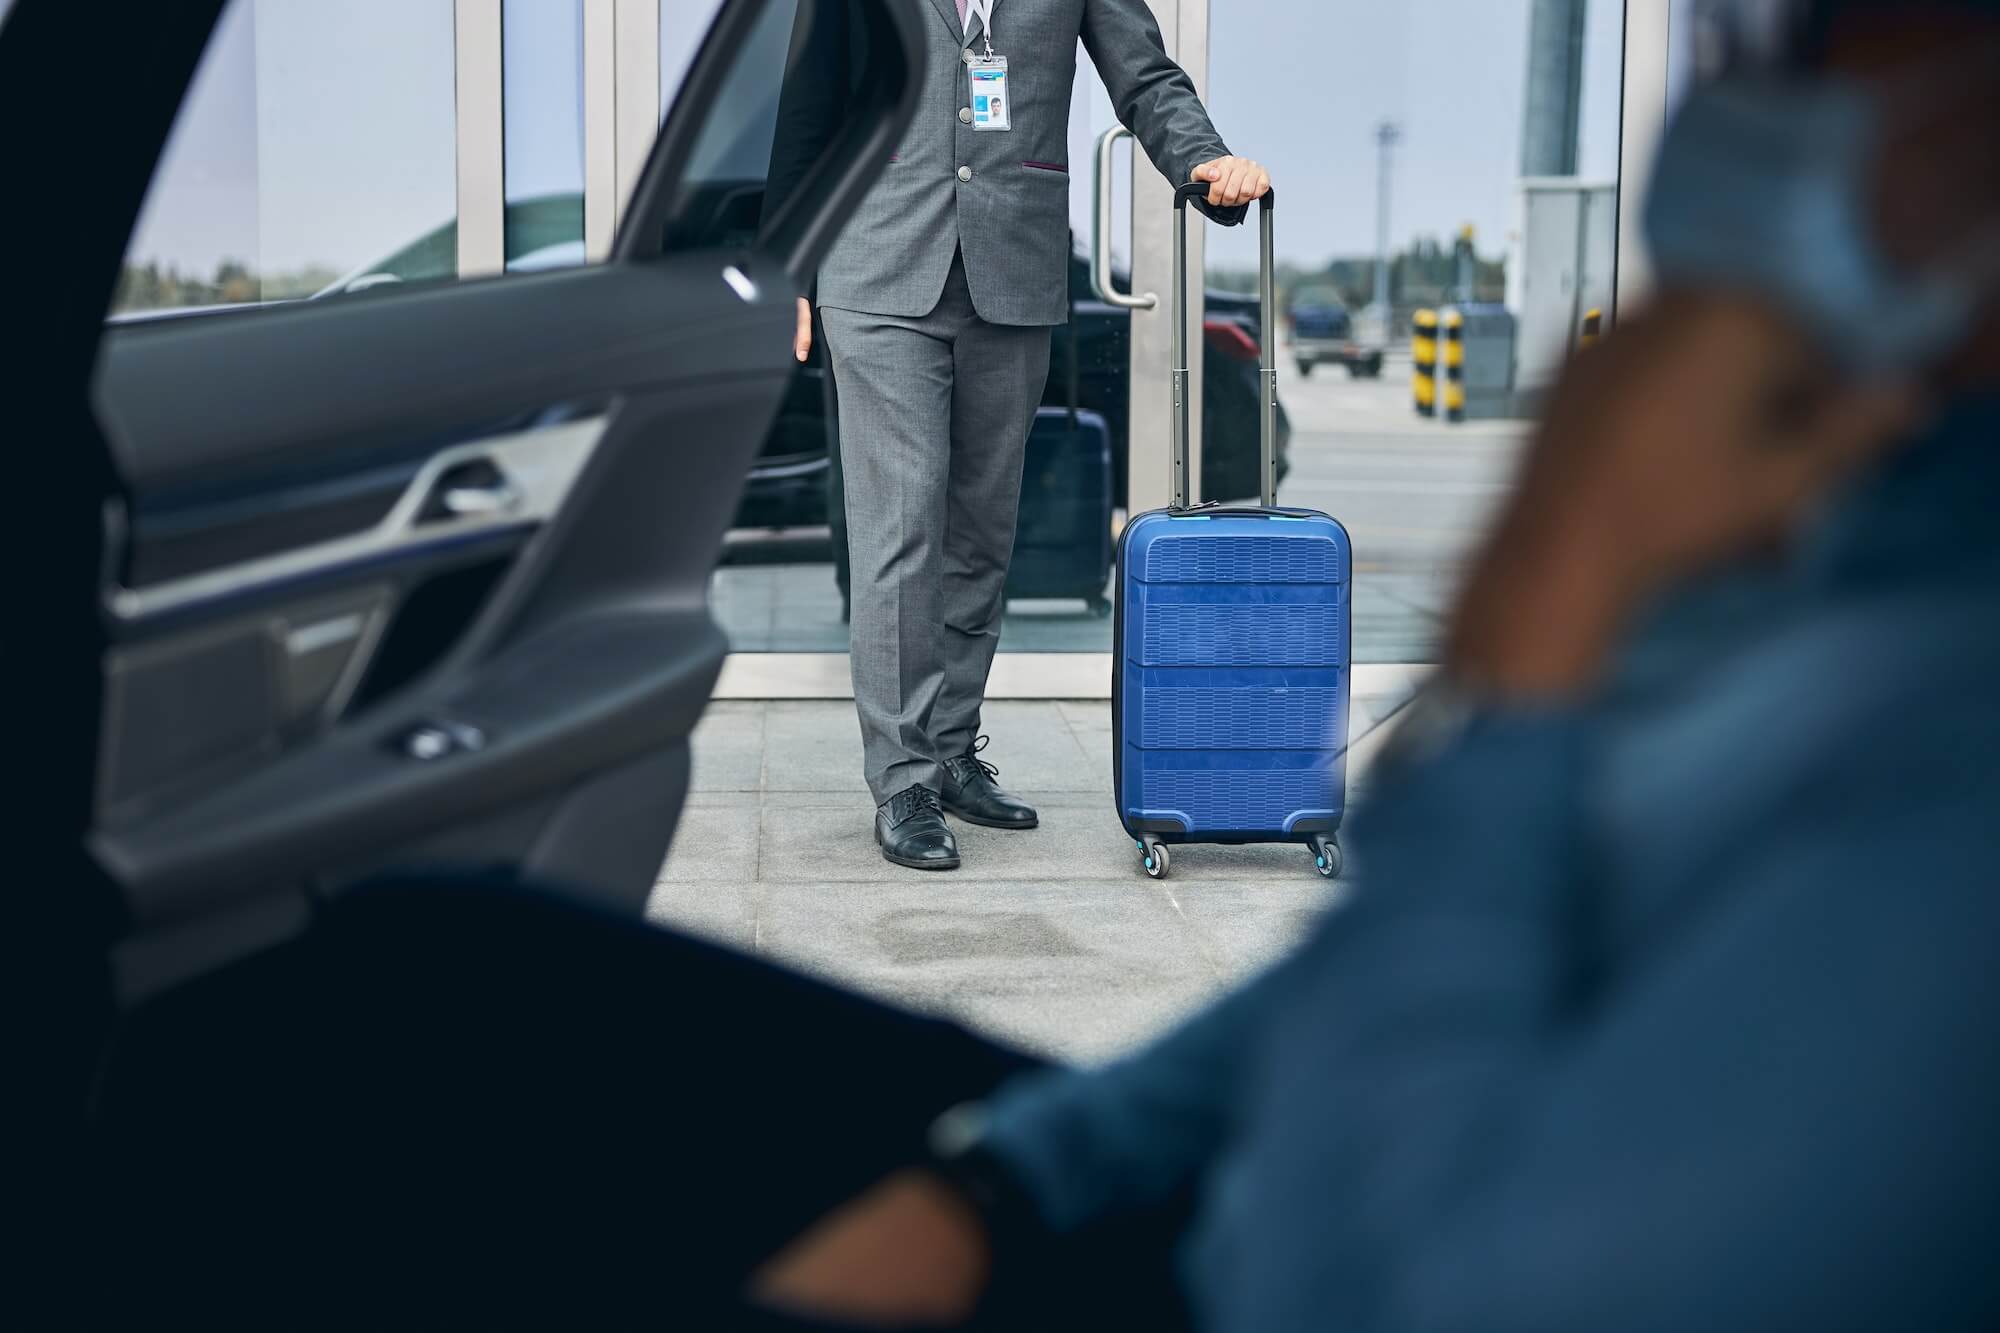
top-left (940, 737), bottom-right (1039, 830)
top-left (876, 785), bottom-right (961, 871)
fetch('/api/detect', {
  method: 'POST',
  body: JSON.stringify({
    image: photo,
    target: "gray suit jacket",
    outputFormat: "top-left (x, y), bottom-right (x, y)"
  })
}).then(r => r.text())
top-left (815, 0), bottom-right (1235, 327)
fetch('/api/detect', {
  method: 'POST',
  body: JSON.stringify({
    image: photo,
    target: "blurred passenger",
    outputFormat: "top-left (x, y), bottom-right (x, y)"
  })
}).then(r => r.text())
top-left (94, 0), bottom-right (2000, 1328)
top-left (748, 0), bottom-right (2000, 1327)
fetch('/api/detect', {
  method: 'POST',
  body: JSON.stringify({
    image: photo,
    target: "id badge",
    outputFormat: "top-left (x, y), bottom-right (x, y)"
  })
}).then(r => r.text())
top-left (967, 56), bottom-right (1010, 132)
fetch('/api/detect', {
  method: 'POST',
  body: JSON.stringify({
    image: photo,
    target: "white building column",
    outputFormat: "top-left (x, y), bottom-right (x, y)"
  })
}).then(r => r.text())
top-left (1125, 0), bottom-right (1210, 515)
top-left (584, 0), bottom-right (663, 259)
top-left (1616, 0), bottom-right (1672, 315)
top-left (453, 0), bottom-right (507, 277)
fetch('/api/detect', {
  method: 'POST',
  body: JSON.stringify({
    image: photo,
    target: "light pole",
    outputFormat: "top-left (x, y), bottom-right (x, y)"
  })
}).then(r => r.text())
top-left (1373, 120), bottom-right (1400, 317)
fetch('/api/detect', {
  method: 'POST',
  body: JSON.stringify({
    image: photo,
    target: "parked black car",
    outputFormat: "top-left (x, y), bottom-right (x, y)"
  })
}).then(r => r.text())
top-left (735, 238), bottom-right (1293, 535)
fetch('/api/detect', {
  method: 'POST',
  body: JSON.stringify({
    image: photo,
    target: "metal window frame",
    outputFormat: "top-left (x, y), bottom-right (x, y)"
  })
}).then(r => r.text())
top-left (1124, 0), bottom-right (1208, 517)
top-left (1617, 0), bottom-right (1673, 315)
top-left (583, 0), bottom-right (662, 260)
top-left (460, 0), bottom-right (665, 274)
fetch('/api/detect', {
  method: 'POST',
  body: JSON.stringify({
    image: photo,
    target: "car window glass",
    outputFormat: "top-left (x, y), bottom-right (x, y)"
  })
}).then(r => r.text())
top-left (113, 1), bottom-right (460, 318)
top-left (656, 0), bottom-right (801, 253)
top-left (664, 1), bottom-right (733, 121)
top-left (504, 0), bottom-right (587, 273)
top-left (110, 0), bottom-right (771, 320)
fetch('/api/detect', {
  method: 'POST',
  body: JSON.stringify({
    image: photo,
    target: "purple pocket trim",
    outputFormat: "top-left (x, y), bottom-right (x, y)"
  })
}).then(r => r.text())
top-left (1022, 160), bottom-right (1068, 174)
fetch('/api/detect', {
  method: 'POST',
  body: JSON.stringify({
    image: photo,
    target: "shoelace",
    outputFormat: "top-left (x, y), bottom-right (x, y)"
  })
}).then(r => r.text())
top-left (888, 785), bottom-right (944, 824)
top-left (950, 735), bottom-right (1001, 785)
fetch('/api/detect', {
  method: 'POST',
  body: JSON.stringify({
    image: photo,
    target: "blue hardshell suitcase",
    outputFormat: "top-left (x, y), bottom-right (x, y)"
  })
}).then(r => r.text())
top-left (1113, 186), bottom-right (1352, 880)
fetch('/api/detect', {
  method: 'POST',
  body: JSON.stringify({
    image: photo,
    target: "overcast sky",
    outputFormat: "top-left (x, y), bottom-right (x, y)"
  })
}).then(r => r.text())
top-left (1194, 0), bottom-right (1628, 271)
top-left (122, 0), bottom-right (1635, 280)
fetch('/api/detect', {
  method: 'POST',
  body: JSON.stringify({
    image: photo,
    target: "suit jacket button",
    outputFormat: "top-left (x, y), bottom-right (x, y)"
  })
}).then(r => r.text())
top-left (958, 165), bottom-right (973, 182)
top-left (959, 107), bottom-right (974, 124)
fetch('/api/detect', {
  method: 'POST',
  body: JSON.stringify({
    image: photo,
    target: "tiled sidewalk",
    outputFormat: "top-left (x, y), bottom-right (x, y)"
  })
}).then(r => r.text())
top-left (649, 670), bottom-right (1424, 1062)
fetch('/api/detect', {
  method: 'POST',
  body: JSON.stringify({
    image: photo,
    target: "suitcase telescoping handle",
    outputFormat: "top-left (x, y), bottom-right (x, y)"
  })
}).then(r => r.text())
top-left (1171, 182), bottom-right (1278, 510)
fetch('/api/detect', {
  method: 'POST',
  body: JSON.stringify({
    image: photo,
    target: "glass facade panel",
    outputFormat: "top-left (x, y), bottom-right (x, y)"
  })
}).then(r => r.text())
top-left (709, 45), bottom-right (1131, 654)
top-left (115, 0), bottom-right (458, 315)
top-left (503, 0), bottom-right (587, 273)
top-left (1203, 0), bottom-right (1627, 662)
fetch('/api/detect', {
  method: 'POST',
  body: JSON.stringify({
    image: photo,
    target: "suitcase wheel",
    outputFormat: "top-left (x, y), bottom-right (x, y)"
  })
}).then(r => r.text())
top-left (1138, 839), bottom-right (1171, 880)
top-left (1311, 835), bottom-right (1343, 880)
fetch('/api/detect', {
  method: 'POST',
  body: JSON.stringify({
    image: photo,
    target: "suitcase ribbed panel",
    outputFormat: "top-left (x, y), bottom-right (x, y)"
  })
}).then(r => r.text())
top-left (1139, 768), bottom-right (1340, 833)
top-left (1140, 687), bottom-right (1344, 751)
top-left (1140, 603), bottom-right (1345, 668)
top-left (1141, 533), bottom-right (1346, 585)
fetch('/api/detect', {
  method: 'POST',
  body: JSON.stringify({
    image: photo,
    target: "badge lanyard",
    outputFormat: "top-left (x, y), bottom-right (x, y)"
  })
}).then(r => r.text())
top-left (967, 0), bottom-right (996, 57)
top-left (965, 0), bottom-right (1009, 131)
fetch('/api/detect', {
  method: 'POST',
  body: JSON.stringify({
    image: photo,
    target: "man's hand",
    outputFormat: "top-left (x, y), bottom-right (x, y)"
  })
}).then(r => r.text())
top-left (1448, 293), bottom-right (1924, 697)
top-left (794, 297), bottom-right (813, 363)
top-left (750, 1170), bottom-right (992, 1326)
top-left (1191, 156), bottom-right (1271, 209)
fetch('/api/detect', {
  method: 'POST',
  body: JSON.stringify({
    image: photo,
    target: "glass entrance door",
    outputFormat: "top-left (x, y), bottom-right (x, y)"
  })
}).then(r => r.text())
top-left (708, 1), bottom-right (1201, 665)
top-left (1200, 0), bottom-right (1631, 665)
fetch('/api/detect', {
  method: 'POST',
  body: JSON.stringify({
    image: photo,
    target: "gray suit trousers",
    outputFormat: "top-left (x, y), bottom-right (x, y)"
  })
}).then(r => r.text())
top-left (820, 254), bottom-right (1052, 804)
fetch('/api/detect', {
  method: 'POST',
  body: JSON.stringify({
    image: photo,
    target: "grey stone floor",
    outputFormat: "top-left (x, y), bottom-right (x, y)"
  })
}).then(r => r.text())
top-left (649, 680), bottom-right (1422, 1063)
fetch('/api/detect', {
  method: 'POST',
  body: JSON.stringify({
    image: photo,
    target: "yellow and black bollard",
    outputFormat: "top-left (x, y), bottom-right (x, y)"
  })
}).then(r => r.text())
top-left (1412, 308), bottom-right (1438, 418)
top-left (1578, 307), bottom-right (1603, 351)
top-left (1441, 308), bottom-right (1466, 423)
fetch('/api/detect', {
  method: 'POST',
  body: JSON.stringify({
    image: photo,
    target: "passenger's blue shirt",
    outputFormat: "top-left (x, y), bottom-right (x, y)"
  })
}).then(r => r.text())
top-left (982, 396), bottom-right (2000, 1331)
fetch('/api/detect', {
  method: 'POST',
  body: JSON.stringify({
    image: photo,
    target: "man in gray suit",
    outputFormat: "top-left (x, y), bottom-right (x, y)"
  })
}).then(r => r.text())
top-left (774, 0), bottom-right (1271, 871)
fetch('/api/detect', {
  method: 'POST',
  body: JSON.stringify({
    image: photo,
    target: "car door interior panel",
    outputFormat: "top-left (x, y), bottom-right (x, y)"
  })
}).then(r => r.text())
top-left (74, 0), bottom-right (923, 1001)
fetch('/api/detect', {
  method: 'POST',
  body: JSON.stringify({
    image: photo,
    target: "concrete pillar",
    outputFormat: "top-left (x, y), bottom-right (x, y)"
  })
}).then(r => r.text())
top-left (1521, 0), bottom-right (1586, 177)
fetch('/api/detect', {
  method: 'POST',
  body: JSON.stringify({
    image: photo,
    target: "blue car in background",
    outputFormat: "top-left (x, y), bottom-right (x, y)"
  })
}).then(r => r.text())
top-left (1287, 284), bottom-right (1385, 379)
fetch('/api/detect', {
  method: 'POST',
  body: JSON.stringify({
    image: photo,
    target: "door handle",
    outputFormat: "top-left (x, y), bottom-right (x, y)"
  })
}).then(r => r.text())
top-left (420, 458), bottom-right (523, 523)
top-left (1092, 127), bottom-right (1158, 311)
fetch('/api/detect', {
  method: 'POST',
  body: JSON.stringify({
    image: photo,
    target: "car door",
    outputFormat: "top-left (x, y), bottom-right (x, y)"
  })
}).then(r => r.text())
top-left (60, 0), bottom-right (920, 1002)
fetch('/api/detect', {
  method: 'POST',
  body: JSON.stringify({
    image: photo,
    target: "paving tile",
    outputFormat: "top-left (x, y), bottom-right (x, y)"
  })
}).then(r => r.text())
top-left (687, 702), bottom-right (765, 793)
top-left (948, 974), bottom-right (1229, 1064)
top-left (758, 804), bottom-right (905, 879)
top-left (656, 805), bottom-right (763, 884)
top-left (1054, 699), bottom-right (1117, 790)
top-left (1166, 879), bottom-right (1348, 976)
top-left (758, 878), bottom-right (1203, 980)
top-left (946, 806), bottom-right (1138, 882)
top-left (972, 701), bottom-right (1101, 793)
top-left (759, 701), bottom-right (871, 793)
top-left (680, 790), bottom-right (762, 810)
top-left (644, 879), bottom-right (757, 952)
top-left (757, 879), bottom-right (1218, 1056)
